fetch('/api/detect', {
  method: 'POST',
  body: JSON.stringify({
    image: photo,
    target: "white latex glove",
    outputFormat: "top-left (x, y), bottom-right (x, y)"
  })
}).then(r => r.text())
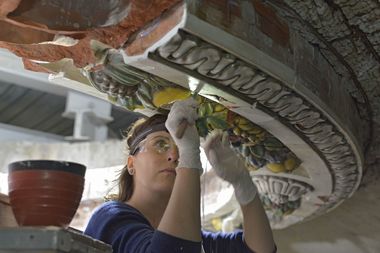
top-left (165, 98), bottom-right (203, 173)
top-left (202, 129), bottom-right (257, 205)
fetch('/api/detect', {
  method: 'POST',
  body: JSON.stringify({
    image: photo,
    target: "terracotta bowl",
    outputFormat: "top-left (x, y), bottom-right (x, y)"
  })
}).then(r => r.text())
top-left (11, 213), bottom-right (76, 227)
top-left (10, 197), bottom-right (81, 211)
top-left (9, 188), bottom-right (84, 206)
top-left (8, 178), bottom-right (84, 194)
top-left (9, 169), bottom-right (85, 183)
top-left (12, 204), bottom-right (78, 218)
top-left (8, 160), bottom-right (86, 227)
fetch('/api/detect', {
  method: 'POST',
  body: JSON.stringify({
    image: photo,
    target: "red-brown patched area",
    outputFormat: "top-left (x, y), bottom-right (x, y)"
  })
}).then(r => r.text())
top-left (0, 0), bottom-right (181, 70)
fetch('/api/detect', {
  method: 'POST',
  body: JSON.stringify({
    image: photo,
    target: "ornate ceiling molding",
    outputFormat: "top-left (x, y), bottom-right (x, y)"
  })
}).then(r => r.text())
top-left (146, 29), bottom-right (362, 227)
top-left (0, 1), bottom-right (366, 229)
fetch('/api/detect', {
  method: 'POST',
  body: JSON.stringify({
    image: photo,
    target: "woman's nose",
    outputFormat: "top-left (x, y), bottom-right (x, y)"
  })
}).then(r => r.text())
top-left (167, 145), bottom-right (179, 163)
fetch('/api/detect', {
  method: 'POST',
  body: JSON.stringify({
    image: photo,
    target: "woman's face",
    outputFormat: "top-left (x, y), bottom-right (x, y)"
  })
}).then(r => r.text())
top-left (130, 131), bottom-right (179, 194)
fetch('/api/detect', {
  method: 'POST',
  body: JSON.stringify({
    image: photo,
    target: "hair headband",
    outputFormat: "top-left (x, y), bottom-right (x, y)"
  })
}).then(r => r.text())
top-left (129, 123), bottom-right (168, 155)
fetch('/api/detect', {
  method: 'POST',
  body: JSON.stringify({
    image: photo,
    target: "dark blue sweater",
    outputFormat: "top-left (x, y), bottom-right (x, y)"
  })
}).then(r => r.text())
top-left (84, 201), bottom-right (258, 253)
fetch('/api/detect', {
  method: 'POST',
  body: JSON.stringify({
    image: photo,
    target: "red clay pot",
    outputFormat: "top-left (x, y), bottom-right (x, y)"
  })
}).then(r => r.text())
top-left (9, 179), bottom-right (84, 193)
top-left (12, 197), bottom-right (78, 212)
top-left (8, 160), bottom-right (86, 227)
top-left (9, 188), bottom-right (84, 206)
top-left (12, 213), bottom-right (75, 227)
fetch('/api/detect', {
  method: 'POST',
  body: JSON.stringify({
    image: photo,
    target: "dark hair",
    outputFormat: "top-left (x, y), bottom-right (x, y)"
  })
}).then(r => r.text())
top-left (109, 114), bottom-right (168, 202)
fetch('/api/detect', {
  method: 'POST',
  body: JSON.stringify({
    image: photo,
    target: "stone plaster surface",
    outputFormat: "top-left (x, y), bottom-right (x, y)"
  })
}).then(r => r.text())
top-left (273, 180), bottom-right (380, 253)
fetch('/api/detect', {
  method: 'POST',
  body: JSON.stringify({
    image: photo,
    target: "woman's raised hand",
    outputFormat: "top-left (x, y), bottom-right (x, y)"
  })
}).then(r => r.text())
top-left (165, 98), bottom-right (203, 173)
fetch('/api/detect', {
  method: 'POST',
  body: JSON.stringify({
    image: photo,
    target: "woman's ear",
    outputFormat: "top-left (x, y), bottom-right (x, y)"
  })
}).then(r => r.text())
top-left (127, 155), bottom-right (134, 172)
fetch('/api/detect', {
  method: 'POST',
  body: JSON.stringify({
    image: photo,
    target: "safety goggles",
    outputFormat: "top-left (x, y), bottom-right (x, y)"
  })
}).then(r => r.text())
top-left (133, 135), bottom-right (178, 155)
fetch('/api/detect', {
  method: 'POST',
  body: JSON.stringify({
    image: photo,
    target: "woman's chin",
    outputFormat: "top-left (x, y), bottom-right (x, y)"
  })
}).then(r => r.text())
top-left (156, 180), bottom-right (175, 194)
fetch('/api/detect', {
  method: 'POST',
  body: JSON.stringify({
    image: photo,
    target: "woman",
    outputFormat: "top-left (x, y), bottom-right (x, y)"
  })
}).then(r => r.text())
top-left (84, 98), bottom-right (276, 253)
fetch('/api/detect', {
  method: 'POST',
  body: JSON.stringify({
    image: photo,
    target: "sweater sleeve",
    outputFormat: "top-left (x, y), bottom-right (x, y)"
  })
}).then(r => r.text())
top-left (201, 230), bottom-right (277, 253)
top-left (84, 201), bottom-right (201, 253)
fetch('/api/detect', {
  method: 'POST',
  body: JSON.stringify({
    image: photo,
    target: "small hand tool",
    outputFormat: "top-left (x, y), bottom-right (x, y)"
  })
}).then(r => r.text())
top-left (175, 82), bottom-right (205, 138)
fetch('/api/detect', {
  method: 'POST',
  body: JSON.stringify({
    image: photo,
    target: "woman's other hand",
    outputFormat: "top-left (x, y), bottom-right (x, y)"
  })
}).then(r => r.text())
top-left (202, 129), bottom-right (257, 205)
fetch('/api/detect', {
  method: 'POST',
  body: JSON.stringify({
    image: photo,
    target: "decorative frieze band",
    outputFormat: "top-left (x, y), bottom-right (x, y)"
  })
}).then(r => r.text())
top-left (252, 175), bottom-right (313, 203)
top-left (155, 30), bottom-right (361, 218)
